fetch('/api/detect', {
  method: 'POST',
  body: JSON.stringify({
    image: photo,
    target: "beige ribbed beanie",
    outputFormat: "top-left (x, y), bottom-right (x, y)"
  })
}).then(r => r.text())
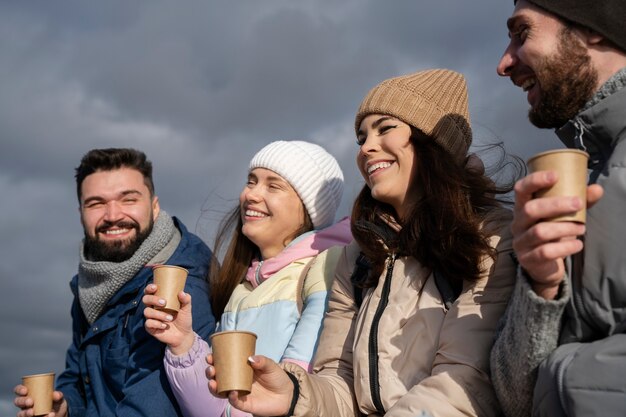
top-left (355, 69), bottom-right (472, 162)
top-left (249, 140), bottom-right (344, 229)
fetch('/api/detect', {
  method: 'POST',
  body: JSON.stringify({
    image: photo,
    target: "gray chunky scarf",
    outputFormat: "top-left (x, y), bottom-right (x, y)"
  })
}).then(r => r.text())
top-left (583, 67), bottom-right (626, 111)
top-left (78, 210), bottom-right (180, 324)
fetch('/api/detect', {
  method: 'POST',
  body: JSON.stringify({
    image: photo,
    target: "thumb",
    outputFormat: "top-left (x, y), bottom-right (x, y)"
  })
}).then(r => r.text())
top-left (247, 355), bottom-right (274, 372)
top-left (587, 184), bottom-right (604, 209)
top-left (178, 291), bottom-right (192, 309)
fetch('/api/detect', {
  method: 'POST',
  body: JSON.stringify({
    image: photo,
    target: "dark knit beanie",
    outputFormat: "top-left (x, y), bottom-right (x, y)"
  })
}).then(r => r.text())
top-left (355, 69), bottom-right (472, 164)
top-left (518, 0), bottom-right (626, 52)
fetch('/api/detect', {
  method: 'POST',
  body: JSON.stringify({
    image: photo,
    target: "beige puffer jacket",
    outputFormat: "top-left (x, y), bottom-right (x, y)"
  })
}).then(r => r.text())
top-left (283, 211), bottom-right (515, 417)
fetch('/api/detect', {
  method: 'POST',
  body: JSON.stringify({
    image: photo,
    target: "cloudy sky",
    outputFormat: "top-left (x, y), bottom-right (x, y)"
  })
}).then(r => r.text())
top-left (0, 0), bottom-right (560, 413)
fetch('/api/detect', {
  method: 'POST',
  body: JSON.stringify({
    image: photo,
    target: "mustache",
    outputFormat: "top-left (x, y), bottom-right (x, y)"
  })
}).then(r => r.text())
top-left (96, 220), bottom-right (140, 234)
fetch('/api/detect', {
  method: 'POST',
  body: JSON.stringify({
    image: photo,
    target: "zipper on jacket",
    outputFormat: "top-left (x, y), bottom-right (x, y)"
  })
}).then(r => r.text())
top-left (254, 260), bottom-right (264, 286)
top-left (368, 252), bottom-right (396, 415)
top-left (572, 119), bottom-right (588, 152)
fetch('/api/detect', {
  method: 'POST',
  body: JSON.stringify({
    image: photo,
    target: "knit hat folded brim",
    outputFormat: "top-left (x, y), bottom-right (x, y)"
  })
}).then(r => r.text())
top-left (521, 0), bottom-right (626, 53)
top-left (355, 69), bottom-right (472, 162)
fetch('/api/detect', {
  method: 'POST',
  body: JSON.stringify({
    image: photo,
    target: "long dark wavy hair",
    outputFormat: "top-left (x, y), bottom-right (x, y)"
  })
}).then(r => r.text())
top-left (351, 126), bottom-right (522, 288)
top-left (209, 205), bottom-right (314, 318)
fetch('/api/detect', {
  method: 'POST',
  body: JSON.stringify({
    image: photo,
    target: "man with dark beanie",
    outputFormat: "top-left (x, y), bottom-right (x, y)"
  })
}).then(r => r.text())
top-left (13, 148), bottom-right (216, 417)
top-left (490, 1), bottom-right (626, 416)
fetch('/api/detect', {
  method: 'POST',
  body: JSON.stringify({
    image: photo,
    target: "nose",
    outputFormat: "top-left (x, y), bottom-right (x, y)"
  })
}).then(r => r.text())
top-left (496, 43), bottom-right (517, 77)
top-left (242, 184), bottom-right (262, 204)
top-left (103, 201), bottom-right (123, 222)
top-left (358, 133), bottom-right (381, 157)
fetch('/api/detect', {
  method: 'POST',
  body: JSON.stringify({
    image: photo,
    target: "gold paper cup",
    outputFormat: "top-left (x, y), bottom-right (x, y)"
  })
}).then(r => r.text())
top-left (527, 149), bottom-right (589, 223)
top-left (210, 330), bottom-right (257, 398)
top-left (153, 265), bottom-right (188, 314)
top-left (22, 372), bottom-right (55, 416)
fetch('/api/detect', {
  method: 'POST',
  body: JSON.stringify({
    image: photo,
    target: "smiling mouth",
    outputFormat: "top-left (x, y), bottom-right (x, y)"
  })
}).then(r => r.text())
top-left (97, 221), bottom-right (138, 238)
top-left (103, 228), bottom-right (131, 236)
top-left (244, 209), bottom-right (268, 219)
top-left (367, 161), bottom-right (392, 175)
top-left (521, 78), bottom-right (536, 92)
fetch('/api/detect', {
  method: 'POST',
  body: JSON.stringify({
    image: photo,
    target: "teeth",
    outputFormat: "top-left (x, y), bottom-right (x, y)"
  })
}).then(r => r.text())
top-left (367, 162), bottom-right (392, 174)
top-left (521, 78), bottom-right (536, 92)
top-left (245, 210), bottom-right (267, 218)
top-left (105, 228), bottom-right (129, 235)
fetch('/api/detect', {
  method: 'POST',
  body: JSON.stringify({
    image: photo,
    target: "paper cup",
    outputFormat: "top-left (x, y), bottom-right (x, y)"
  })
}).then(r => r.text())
top-left (22, 372), bottom-right (55, 416)
top-left (527, 149), bottom-right (589, 223)
top-left (153, 265), bottom-right (188, 314)
top-left (210, 330), bottom-right (257, 398)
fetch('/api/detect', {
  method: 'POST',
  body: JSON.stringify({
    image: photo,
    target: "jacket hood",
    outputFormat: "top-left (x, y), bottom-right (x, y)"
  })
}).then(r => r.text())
top-left (246, 216), bottom-right (352, 287)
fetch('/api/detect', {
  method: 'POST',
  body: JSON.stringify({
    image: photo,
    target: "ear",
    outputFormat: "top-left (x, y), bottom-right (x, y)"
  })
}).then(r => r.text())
top-left (152, 196), bottom-right (160, 218)
top-left (582, 28), bottom-right (604, 46)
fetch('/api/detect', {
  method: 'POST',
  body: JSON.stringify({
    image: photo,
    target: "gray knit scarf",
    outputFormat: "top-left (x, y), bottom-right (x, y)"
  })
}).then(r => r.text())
top-left (78, 211), bottom-right (180, 324)
top-left (583, 67), bottom-right (626, 111)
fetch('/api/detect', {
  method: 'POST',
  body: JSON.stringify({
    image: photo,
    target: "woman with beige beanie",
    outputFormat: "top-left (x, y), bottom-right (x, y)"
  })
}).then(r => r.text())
top-left (206, 69), bottom-right (519, 417)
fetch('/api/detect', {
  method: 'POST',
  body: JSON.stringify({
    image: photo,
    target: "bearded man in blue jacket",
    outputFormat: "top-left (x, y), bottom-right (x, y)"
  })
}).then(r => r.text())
top-left (14, 148), bottom-right (215, 417)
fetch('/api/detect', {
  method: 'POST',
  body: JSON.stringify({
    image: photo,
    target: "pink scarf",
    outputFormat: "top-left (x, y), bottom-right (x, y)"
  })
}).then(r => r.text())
top-left (245, 217), bottom-right (352, 288)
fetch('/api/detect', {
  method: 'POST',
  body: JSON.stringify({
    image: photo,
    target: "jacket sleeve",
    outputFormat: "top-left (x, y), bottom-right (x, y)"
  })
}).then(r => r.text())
top-left (490, 270), bottom-right (569, 417)
top-left (385, 229), bottom-right (517, 417)
top-left (533, 333), bottom-right (626, 416)
top-left (281, 247), bottom-right (343, 371)
top-left (114, 276), bottom-right (215, 416)
top-left (55, 296), bottom-right (87, 417)
top-left (281, 243), bottom-right (360, 417)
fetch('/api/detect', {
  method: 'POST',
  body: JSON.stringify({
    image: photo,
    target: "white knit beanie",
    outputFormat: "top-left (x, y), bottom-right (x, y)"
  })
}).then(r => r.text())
top-left (249, 140), bottom-right (344, 229)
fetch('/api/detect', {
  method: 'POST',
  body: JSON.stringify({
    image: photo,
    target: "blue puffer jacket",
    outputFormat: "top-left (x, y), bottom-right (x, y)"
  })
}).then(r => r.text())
top-left (56, 218), bottom-right (215, 417)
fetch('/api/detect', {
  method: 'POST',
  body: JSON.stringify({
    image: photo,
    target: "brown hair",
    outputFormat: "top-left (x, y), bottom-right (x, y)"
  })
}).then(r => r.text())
top-left (209, 205), bottom-right (314, 318)
top-left (75, 148), bottom-right (154, 203)
top-left (351, 127), bottom-right (520, 288)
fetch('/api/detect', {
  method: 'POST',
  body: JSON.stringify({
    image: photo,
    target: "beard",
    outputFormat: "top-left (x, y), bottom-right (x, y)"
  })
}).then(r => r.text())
top-left (84, 218), bottom-right (154, 263)
top-left (529, 28), bottom-right (598, 129)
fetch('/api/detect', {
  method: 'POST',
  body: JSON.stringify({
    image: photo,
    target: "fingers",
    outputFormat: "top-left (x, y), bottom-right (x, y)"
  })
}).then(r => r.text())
top-left (14, 392), bottom-right (33, 410)
top-left (144, 316), bottom-right (174, 332)
top-left (513, 221), bottom-right (585, 254)
top-left (515, 170), bottom-right (558, 203)
top-left (205, 356), bottom-right (219, 396)
top-left (515, 236), bottom-right (584, 267)
top-left (143, 305), bottom-right (174, 333)
top-left (207, 378), bottom-right (219, 397)
top-left (141, 292), bottom-right (166, 309)
top-left (587, 184), bottom-right (604, 208)
top-left (52, 391), bottom-right (64, 402)
top-left (14, 385), bottom-right (27, 396)
top-left (512, 195), bottom-right (583, 236)
top-left (14, 385), bottom-right (32, 413)
top-left (144, 283), bottom-right (158, 295)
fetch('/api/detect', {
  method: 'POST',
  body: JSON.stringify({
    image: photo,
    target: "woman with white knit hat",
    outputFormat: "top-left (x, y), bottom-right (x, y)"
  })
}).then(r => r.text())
top-left (142, 140), bottom-right (352, 417)
top-left (210, 69), bottom-right (520, 416)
